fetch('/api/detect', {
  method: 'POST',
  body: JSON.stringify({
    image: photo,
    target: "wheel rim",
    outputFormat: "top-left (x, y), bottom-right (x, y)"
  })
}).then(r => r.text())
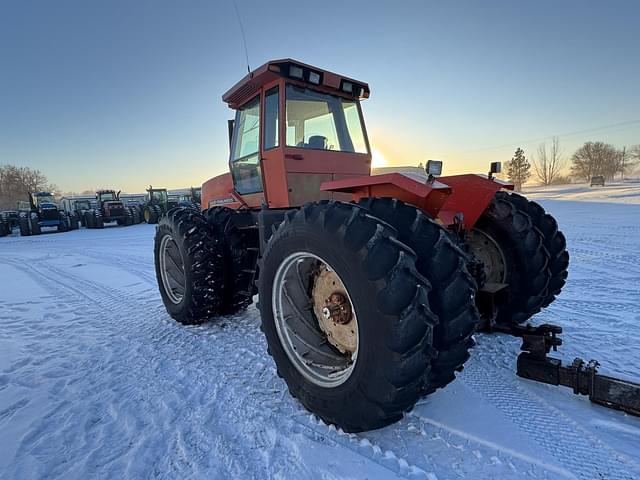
top-left (272, 252), bottom-right (359, 388)
top-left (144, 209), bottom-right (150, 222)
top-left (467, 229), bottom-right (507, 283)
top-left (159, 234), bottom-right (186, 304)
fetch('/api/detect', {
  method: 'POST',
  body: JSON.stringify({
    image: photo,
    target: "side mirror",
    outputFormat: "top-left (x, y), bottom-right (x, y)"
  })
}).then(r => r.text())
top-left (488, 161), bottom-right (501, 180)
top-left (426, 160), bottom-right (443, 177)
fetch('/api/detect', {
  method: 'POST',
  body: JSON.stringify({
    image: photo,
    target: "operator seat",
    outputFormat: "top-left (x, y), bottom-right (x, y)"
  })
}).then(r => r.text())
top-left (306, 135), bottom-right (328, 149)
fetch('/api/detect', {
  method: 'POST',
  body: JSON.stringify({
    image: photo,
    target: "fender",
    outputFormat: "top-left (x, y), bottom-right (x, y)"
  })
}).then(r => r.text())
top-left (321, 172), bottom-right (513, 230)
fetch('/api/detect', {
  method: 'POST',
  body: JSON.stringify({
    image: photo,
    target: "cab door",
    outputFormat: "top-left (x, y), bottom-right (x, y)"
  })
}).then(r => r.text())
top-left (229, 94), bottom-right (264, 199)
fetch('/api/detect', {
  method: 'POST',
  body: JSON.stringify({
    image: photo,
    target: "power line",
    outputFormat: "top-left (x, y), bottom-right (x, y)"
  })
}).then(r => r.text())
top-left (458, 119), bottom-right (640, 155)
top-left (231, 0), bottom-right (251, 75)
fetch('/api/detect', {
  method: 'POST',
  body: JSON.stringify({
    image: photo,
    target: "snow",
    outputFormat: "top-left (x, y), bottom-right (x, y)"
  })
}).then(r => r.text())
top-left (1, 191), bottom-right (640, 479)
top-left (523, 180), bottom-right (640, 204)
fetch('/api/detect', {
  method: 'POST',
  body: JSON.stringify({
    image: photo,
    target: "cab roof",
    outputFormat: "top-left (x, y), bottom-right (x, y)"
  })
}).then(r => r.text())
top-left (222, 58), bottom-right (370, 109)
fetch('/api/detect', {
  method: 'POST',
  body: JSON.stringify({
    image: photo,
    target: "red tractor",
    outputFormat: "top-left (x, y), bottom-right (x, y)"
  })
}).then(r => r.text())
top-left (154, 59), bottom-right (569, 432)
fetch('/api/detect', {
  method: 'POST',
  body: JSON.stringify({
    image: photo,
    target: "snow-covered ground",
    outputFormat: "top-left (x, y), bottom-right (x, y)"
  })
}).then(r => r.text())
top-left (1, 190), bottom-right (640, 479)
top-left (523, 180), bottom-right (640, 204)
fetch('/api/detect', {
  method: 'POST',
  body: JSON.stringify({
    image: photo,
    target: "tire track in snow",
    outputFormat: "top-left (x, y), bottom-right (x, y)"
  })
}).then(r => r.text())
top-left (3, 254), bottom-right (581, 479)
top-left (0, 255), bottom-right (426, 479)
top-left (463, 341), bottom-right (640, 480)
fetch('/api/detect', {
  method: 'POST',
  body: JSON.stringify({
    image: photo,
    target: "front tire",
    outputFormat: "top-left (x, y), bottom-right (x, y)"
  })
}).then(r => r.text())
top-left (259, 201), bottom-right (438, 432)
top-left (154, 207), bottom-right (225, 324)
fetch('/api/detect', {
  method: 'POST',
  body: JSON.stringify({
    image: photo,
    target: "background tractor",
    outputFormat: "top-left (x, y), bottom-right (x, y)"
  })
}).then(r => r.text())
top-left (18, 192), bottom-right (74, 236)
top-left (0, 210), bottom-right (19, 236)
top-left (85, 190), bottom-right (133, 228)
top-left (142, 187), bottom-right (178, 224)
top-left (61, 195), bottom-right (95, 227)
top-left (153, 59), bottom-right (569, 432)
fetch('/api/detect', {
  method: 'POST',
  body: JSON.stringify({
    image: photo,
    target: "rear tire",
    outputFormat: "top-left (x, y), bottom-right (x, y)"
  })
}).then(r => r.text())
top-left (154, 207), bottom-right (225, 324)
top-left (496, 191), bottom-right (569, 308)
top-left (144, 206), bottom-right (159, 224)
top-left (359, 198), bottom-right (480, 393)
top-left (94, 211), bottom-right (104, 229)
top-left (205, 207), bottom-right (258, 315)
top-left (57, 212), bottom-right (68, 232)
top-left (19, 215), bottom-right (31, 236)
top-left (0, 220), bottom-right (8, 237)
top-left (30, 214), bottom-right (41, 235)
top-left (472, 193), bottom-right (550, 325)
top-left (259, 201), bottom-right (438, 432)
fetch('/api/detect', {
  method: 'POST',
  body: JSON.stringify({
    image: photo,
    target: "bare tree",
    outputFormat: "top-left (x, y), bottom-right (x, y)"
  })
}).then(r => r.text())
top-left (0, 165), bottom-right (57, 210)
top-left (570, 142), bottom-right (620, 181)
top-left (532, 136), bottom-right (566, 185)
top-left (620, 145), bottom-right (640, 179)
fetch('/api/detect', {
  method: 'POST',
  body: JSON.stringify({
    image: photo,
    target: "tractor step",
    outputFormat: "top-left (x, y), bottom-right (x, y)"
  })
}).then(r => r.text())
top-left (497, 323), bottom-right (640, 417)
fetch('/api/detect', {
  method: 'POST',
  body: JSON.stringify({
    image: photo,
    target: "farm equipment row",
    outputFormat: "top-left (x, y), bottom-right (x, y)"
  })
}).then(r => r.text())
top-left (152, 58), bottom-right (640, 432)
top-left (0, 187), bottom-right (202, 236)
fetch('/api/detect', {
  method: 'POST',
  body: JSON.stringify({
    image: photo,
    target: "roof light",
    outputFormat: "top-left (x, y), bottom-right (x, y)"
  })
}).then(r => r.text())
top-left (308, 71), bottom-right (321, 85)
top-left (289, 65), bottom-right (303, 79)
top-left (342, 81), bottom-right (353, 94)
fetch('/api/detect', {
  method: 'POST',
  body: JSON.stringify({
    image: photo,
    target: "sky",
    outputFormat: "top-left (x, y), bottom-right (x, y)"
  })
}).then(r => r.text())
top-left (1, 0), bottom-right (639, 193)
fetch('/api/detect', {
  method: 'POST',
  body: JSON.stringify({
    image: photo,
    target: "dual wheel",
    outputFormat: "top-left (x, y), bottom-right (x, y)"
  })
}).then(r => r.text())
top-left (154, 201), bottom-right (480, 431)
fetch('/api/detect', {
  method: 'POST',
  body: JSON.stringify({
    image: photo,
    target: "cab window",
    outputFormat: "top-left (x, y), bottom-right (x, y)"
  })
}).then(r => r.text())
top-left (285, 85), bottom-right (368, 153)
top-left (230, 95), bottom-right (263, 195)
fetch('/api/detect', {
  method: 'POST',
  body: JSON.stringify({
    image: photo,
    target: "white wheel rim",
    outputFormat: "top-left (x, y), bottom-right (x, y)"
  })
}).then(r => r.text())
top-left (159, 234), bottom-right (186, 304)
top-left (272, 251), bottom-right (359, 388)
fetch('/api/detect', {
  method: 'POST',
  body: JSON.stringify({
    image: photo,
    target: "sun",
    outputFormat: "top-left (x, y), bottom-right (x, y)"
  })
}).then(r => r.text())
top-left (371, 148), bottom-right (388, 168)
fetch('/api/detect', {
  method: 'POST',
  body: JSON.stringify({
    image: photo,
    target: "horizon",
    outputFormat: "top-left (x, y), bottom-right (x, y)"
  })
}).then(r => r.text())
top-left (1, 0), bottom-right (639, 192)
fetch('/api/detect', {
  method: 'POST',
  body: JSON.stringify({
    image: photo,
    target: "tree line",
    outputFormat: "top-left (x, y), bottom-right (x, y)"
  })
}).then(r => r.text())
top-left (0, 165), bottom-right (58, 210)
top-left (506, 140), bottom-right (640, 191)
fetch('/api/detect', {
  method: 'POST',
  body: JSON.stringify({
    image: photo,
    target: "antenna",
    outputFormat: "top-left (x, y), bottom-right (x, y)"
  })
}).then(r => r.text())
top-left (231, 0), bottom-right (251, 76)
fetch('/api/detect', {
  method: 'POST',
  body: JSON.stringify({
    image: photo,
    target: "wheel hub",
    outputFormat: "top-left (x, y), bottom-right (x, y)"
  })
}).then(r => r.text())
top-left (467, 229), bottom-right (507, 283)
top-left (312, 265), bottom-right (356, 355)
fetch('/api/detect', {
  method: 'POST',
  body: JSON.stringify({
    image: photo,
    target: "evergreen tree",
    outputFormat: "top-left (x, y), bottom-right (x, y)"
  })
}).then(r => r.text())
top-left (507, 148), bottom-right (531, 191)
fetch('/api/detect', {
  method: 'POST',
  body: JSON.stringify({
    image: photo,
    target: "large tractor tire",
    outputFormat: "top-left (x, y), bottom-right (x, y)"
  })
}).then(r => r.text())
top-left (154, 207), bottom-right (225, 324)
top-left (359, 198), bottom-right (480, 393)
top-left (19, 215), bottom-right (31, 236)
top-left (495, 191), bottom-right (569, 308)
top-left (144, 206), bottom-right (159, 224)
top-left (469, 192), bottom-right (550, 325)
top-left (124, 210), bottom-right (133, 226)
top-left (93, 210), bottom-right (104, 229)
top-left (57, 212), bottom-right (69, 232)
top-left (30, 214), bottom-right (41, 235)
top-left (259, 201), bottom-right (438, 432)
top-left (84, 210), bottom-right (95, 229)
top-left (205, 207), bottom-right (258, 315)
top-left (0, 220), bottom-right (8, 237)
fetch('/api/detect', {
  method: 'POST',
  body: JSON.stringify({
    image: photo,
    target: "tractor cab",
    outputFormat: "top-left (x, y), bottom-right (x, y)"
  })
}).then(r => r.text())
top-left (30, 192), bottom-right (60, 221)
top-left (146, 187), bottom-right (178, 209)
top-left (202, 59), bottom-right (372, 210)
top-left (97, 190), bottom-right (119, 203)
